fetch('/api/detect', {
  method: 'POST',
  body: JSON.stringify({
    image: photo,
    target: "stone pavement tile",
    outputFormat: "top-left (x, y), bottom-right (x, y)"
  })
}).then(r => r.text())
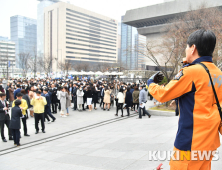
top-left (53, 154), bottom-right (110, 169)
top-left (100, 158), bottom-right (136, 170)
top-left (87, 143), bottom-right (107, 149)
top-left (70, 148), bottom-right (97, 155)
top-left (87, 149), bottom-right (126, 158)
top-left (118, 151), bottom-right (148, 160)
top-left (123, 160), bottom-right (163, 170)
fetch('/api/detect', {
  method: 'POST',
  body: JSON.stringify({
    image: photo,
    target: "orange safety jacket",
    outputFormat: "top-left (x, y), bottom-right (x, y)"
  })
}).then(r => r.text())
top-left (149, 56), bottom-right (221, 151)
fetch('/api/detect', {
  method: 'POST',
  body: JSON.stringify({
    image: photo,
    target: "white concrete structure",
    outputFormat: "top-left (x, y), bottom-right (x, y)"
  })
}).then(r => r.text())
top-left (0, 41), bottom-right (16, 78)
top-left (123, 0), bottom-right (222, 70)
top-left (44, 2), bottom-right (118, 72)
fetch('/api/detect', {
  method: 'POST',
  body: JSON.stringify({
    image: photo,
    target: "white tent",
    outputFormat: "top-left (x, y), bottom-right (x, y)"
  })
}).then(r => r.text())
top-left (111, 72), bottom-right (118, 75)
top-left (117, 72), bottom-right (123, 75)
top-left (104, 71), bottom-right (111, 75)
top-left (80, 71), bottom-right (88, 75)
top-left (88, 71), bottom-right (95, 75)
top-left (95, 71), bottom-right (103, 75)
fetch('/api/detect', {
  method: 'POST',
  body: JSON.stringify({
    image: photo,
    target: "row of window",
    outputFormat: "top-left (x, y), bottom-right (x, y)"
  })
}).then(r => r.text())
top-left (66, 51), bottom-right (116, 58)
top-left (66, 21), bottom-right (116, 37)
top-left (66, 46), bottom-right (117, 55)
top-left (66, 29), bottom-right (116, 42)
top-left (66, 56), bottom-right (116, 62)
top-left (66, 12), bottom-right (117, 30)
top-left (66, 37), bottom-right (116, 48)
top-left (66, 8), bottom-right (116, 26)
top-left (0, 43), bottom-right (15, 47)
top-left (0, 47), bottom-right (15, 50)
top-left (66, 24), bottom-right (116, 39)
top-left (66, 42), bottom-right (116, 51)
top-left (66, 16), bottom-right (116, 34)
top-left (66, 33), bottom-right (115, 45)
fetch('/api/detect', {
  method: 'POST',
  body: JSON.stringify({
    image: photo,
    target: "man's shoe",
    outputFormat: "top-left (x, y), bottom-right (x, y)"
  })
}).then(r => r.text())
top-left (148, 115), bottom-right (151, 118)
top-left (2, 139), bottom-right (7, 142)
top-left (136, 117), bottom-right (142, 119)
top-left (9, 137), bottom-right (13, 140)
top-left (42, 130), bottom-right (46, 133)
top-left (52, 118), bottom-right (56, 122)
top-left (17, 144), bottom-right (21, 147)
top-left (35, 131), bottom-right (39, 134)
top-left (24, 134), bottom-right (30, 137)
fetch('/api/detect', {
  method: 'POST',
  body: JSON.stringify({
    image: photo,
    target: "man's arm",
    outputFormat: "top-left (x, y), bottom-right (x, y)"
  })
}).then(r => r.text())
top-left (148, 67), bottom-right (193, 103)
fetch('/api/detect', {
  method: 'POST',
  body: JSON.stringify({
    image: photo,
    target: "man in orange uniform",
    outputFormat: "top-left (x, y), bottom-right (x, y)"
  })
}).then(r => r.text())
top-left (148, 30), bottom-right (221, 170)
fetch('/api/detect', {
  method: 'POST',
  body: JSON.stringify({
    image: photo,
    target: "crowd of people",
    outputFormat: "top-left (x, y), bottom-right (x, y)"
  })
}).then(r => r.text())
top-left (0, 77), bottom-right (152, 146)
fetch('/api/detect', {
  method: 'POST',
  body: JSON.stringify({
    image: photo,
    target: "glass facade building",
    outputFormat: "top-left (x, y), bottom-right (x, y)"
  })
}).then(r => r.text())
top-left (37, 0), bottom-right (60, 55)
top-left (10, 15), bottom-right (37, 68)
top-left (121, 16), bottom-right (144, 70)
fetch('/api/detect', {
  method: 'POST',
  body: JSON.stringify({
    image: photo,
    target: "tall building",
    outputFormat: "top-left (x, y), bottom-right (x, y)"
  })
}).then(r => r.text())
top-left (135, 34), bottom-right (147, 70)
top-left (0, 36), bottom-right (10, 42)
top-left (10, 15), bottom-right (37, 68)
top-left (0, 41), bottom-right (16, 78)
top-left (120, 16), bottom-right (132, 69)
top-left (44, 2), bottom-right (118, 72)
top-left (37, 0), bottom-right (60, 55)
top-left (121, 16), bottom-right (145, 70)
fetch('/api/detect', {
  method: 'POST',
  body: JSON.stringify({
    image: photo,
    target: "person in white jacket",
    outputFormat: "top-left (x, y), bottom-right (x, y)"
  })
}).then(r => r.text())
top-left (115, 87), bottom-right (124, 117)
top-left (77, 86), bottom-right (84, 111)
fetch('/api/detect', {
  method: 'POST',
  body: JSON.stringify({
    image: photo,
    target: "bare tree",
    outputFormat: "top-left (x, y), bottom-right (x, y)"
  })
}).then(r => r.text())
top-left (38, 54), bottom-right (54, 77)
top-left (58, 60), bottom-right (73, 76)
top-left (74, 62), bottom-right (90, 72)
top-left (18, 52), bottom-right (31, 77)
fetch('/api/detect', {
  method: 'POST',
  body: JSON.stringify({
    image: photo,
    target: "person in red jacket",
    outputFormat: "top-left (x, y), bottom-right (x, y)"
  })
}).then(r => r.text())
top-left (148, 29), bottom-right (221, 170)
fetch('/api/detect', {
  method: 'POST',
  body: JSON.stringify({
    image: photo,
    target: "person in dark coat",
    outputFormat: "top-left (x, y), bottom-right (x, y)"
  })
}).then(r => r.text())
top-left (43, 88), bottom-right (56, 122)
top-left (14, 84), bottom-right (21, 100)
top-left (72, 83), bottom-right (77, 111)
top-left (9, 99), bottom-right (23, 146)
top-left (0, 93), bottom-right (13, 142)
top-left (50, 84), bottom-right (58, 113)
top-left (125, 86), bottom-right (132, 116)
top-left (92, 86), bottom-right (98, 110)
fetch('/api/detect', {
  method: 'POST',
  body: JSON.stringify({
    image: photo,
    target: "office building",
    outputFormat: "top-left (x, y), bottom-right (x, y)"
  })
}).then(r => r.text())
top-left (0, 41), bottom-right (16, 77)
top-left (10, 15), bottom-right (37, 68)
top-left (0, 36), bottom-right (10, 42)
top-left (37, 0), bottom-right (60, 55)
top-left (123, 0), bottom-right (222, 70)
top-left (44, 2), bottom-right (118, 72)
top-left (121, 16), bottom-right (146, 70)
top-left (135, 34), bottom-right (147, 70)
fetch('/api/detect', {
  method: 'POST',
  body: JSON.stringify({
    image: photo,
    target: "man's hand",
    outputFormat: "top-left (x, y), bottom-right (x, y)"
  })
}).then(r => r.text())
top-left (3, 107), bottom-right (8, 111)
top-left (147, 72), bottom-right (164, 86)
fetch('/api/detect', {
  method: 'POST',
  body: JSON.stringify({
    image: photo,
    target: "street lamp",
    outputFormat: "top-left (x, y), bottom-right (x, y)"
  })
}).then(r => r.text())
top-left (56, 49), bottom-right (62, 78)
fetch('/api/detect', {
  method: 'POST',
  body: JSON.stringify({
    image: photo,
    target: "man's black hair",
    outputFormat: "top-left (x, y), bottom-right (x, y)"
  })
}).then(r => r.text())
top-left (43, 88), bottom-right (48, 92)
top-left (187, 29), bottom-right (216, 57)
top-left (0, 93), bottom-right (6, 97)
top-left (14, 99), bottom-right (21, 106)
top-left (36, 91), bottom-right (41, 94)
top-left (16, 84), bottom-right (20, 88)
top-left (16, 92), bottom-right (23, 97)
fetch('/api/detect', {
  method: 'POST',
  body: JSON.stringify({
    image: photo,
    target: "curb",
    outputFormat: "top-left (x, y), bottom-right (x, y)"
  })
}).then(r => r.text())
top-left (148, 109), bottom-right (175, 117)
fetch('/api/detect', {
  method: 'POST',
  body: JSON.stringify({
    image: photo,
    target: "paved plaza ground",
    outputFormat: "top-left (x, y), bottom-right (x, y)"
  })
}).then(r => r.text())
top-left (1, 101), bottom-right (222, 170)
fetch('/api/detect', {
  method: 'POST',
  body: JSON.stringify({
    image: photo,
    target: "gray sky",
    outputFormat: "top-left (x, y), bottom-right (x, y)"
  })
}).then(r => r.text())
top-left (0, 0), bottom-right (164, 38)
